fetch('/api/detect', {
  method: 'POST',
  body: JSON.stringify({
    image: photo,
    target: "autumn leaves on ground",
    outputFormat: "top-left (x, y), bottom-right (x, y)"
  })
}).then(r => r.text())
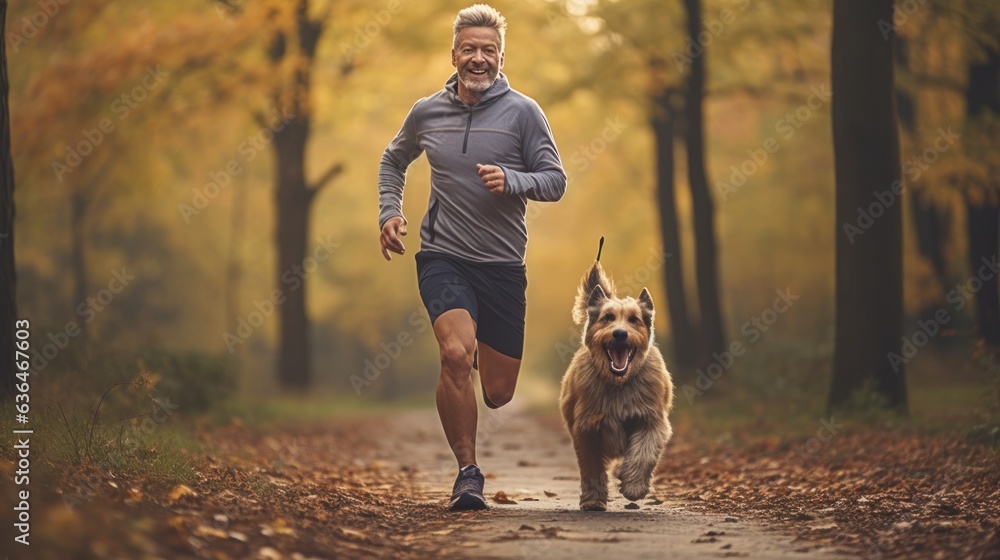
top-left (2, 355), bottom-right (999, 560)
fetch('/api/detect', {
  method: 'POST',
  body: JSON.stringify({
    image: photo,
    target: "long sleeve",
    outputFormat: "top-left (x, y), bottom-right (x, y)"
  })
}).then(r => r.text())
top-left (503, 101), bottom-right (567, 202)
top-left (378, 103), bottom-right (424, 230)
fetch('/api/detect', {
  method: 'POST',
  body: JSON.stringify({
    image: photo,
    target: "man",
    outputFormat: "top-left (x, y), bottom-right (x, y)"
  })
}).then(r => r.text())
top-left (378, 4), bottom-right (567, 510)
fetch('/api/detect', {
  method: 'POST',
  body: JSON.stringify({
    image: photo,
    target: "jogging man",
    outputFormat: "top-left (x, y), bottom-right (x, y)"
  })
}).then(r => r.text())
top-left (378, 4), bottom-right (566, 510)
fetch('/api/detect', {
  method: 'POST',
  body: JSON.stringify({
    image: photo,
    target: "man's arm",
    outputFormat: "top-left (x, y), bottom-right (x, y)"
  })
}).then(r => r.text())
top-left (378, 103), bottom-right (424, 230)
top-left (502, 101), bottom-right (567, 202)
top-left (378, 103), bottom-right (423, 261)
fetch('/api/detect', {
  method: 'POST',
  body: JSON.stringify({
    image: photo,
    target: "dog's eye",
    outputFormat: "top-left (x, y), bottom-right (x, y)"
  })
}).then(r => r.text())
top-left (628, 315), bottom-right (641, 324)
top-left (602, 313), bottom-right (615, 322)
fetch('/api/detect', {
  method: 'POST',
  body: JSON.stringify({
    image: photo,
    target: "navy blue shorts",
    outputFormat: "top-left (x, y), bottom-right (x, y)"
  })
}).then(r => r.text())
top-left (415, 250), bottom-right (527, 359)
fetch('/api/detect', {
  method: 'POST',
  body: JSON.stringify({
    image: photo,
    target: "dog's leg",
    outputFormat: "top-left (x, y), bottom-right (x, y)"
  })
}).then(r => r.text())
top-left (617, 421), bottom-right (670, 502)
top-left (572, 430), bottom-right (608, 511)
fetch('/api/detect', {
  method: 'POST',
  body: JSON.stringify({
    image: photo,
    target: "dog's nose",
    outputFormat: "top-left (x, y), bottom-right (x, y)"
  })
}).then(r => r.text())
top-left (612, 329), bottom-right (627, 340)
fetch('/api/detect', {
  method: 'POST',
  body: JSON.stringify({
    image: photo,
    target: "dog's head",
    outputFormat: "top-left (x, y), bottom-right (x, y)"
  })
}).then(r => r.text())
top-left (574, 262), bottom-right (655, 385)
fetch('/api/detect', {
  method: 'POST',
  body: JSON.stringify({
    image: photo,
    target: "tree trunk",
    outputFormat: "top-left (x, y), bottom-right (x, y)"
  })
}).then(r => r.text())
top-left (897, 36), bottom-right (949, 292)
top-left (651, 85), bottom-right (698, 371)
top-left (70, 191), bottom-right (88, 337)
top-left (964, 49), bottom-right (1000, 346)
top-left (0, 0), bottom-right (17, 401)
top-left (828, 0), bottom-right (907, 412)
top-left (273, 117), bottom-right (313, 391)
top-left (270, 0), bottom-right (325, 391)
top-left (225, 181), bottom-right (246, 338)
top-left (965, 202), bottom-right (1000, 344)
top-left (681, 0), bottom-right (726, 361)
top-left (910, 191), bottom-right (949, 286)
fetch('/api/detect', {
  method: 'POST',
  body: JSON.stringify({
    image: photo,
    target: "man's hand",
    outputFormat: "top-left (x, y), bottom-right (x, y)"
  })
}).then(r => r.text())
top-left (477, 164), bottom-right (505, 194)
top-left (380, 216), bottom-right (407, 261)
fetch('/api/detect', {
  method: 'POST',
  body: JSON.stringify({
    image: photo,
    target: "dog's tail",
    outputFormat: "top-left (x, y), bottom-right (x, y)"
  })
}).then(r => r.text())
top-left (572, 238), bottom-right (615, 325)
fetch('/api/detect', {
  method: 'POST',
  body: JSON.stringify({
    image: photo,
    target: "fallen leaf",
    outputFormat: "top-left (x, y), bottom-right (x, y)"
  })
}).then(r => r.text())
top-left (339, 527), bottom-right (366, 539)
top-left (693, 536), bottom-right (719, 543)
top-left (194, 525), bottom-right (229, 540)
top-left (228, 531), bottom-right (249, 542)
top-left (261, 519), bottom-right (297, 537)
top-left (257, 547), bottom-right (281, 559)
top-left (492, 491), bottom-right (517, 504)
top-left (167, 485), bottom-right (197, 503)
top-left (544, 491), bottom-right (558, 497)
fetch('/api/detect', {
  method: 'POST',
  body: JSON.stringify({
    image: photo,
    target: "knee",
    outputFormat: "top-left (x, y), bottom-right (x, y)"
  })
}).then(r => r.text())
top-left (439, 341), bottom-right (474, 378)
top-left (483, 383), bottom-right (515, 408)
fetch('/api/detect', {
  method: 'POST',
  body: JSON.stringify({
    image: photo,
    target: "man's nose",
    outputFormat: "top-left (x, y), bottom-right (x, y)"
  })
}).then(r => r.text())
top-left (471, 49), bottom-right (485, 62)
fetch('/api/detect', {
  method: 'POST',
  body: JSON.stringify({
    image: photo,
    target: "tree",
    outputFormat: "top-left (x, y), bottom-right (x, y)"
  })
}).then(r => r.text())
top-left (828, 0), bottom-right (908, 412)
top-left (963, 47), bottom-right (1000, 346)
top-left (1, 0), bottom-right (16, 400)
top-left (588, 1), bottom-right (702, 372)
top-left (680, 0), bottom-right (727, 362)
top-left (267, 0), bottom-right (345, 390)
top-left (649, 68), bottom-right (698, 368)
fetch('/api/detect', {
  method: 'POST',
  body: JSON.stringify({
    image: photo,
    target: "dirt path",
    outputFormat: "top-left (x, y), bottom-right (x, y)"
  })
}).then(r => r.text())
top-left (22, 398), bottom-right (996, 558)
top-left (370, 404), bottom-right (851, 559)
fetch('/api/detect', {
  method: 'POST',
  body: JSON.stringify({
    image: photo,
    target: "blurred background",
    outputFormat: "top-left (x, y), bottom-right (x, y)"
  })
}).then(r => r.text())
top-left (6, 0), bottom-right (999, 426)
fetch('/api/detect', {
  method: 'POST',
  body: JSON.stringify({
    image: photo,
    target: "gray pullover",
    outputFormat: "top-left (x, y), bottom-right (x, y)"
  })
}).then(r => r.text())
top-left (378, 73), bottom-right (567, 264)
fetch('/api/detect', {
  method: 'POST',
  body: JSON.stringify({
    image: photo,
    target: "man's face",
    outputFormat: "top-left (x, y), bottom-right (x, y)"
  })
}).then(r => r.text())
top-left (452, 27), bottom-right (504, 94)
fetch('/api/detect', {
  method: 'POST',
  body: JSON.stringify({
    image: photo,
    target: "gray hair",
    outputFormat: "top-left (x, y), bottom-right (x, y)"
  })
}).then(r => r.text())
top-left (453, 4), bottom-right (507, 51)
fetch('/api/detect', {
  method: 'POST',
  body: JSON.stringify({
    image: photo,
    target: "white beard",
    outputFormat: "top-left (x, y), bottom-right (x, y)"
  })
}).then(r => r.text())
top-left (460, 71), bottom-right (496, 93)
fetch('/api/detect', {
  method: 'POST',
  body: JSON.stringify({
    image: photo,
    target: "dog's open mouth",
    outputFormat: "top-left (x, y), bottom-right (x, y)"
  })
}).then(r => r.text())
top-left (606, 346), bottom-right (636, 376)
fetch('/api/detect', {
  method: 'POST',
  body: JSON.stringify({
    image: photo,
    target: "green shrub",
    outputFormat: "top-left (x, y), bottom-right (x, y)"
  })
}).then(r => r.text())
top-left (135, 349), bottom-right (238, 413)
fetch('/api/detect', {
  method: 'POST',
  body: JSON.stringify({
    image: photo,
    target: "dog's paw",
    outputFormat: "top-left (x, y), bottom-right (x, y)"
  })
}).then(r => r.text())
top-left (619, 480), bottom-right (650, 502)
top-left (580, 500), bottom-right (607, 511)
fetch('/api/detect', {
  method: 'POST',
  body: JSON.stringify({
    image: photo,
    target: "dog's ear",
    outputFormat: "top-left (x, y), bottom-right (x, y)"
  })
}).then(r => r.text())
top-left (586, 285), bottom-right (607, 324)
top-left (638, 288), bottom-right (655, 325)
top-left (573, 262), bottom-right (615, 325)
top-left (588, 284), bottom-right (607, 309)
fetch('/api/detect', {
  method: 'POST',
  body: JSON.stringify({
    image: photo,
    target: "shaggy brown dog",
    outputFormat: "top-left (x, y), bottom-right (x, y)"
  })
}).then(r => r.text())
top-left (559, 259), bottom-right (674, 511)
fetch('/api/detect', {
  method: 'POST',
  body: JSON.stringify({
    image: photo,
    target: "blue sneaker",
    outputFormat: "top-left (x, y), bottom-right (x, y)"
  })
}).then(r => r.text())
top-left (450, 464), bottom-right (487, 510)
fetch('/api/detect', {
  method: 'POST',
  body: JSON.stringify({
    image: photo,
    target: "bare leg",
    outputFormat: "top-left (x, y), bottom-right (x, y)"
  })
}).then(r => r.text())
top-left (433, 309), bottom-right (479, 468)
top-left (477, 342), bottom-right (521, 408)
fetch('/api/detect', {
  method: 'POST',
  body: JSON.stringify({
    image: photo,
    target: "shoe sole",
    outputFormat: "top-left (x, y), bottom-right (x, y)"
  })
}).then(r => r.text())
top-left (450, 492), bottom-right (488, 511)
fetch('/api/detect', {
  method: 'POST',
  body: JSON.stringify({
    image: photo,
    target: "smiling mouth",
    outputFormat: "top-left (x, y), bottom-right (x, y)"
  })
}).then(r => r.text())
top-left (468, 69), bottom-right (488, 76)
top-left (606, 346), bottom-right (637, 376)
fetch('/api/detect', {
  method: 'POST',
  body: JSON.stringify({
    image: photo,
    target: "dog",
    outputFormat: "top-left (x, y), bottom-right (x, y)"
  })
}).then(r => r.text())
top-left (559, 251), bottom-right (674, 511)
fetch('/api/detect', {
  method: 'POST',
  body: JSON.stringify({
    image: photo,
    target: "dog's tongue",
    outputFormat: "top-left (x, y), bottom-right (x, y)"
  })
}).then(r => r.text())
top-left (610, 347), bottom-right (630, 371)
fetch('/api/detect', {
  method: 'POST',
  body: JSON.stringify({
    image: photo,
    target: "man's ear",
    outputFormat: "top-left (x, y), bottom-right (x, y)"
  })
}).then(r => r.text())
top-left (498, 50), bottom-right (505, 69)
top-left (451, 48), bottom-right (458, 67)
